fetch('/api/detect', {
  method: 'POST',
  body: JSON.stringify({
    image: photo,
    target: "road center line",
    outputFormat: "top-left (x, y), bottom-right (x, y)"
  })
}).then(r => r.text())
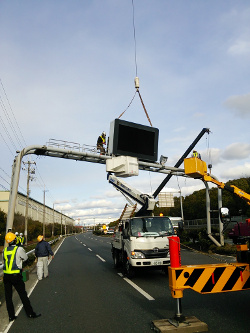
top-left (96, 255), bottom-right (106, 262)
top-left (88, 248), bottom-right (92, 251)
top-left (117, 273), bottom-right (155, 301)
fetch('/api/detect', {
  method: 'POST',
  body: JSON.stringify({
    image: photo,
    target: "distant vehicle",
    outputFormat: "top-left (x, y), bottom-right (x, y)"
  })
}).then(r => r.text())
top-left (107, 229), bottom-right (115, 235)
top-left (168, 217), bottom-right (184, 230)
top-left (228, 218), bottom-right (250, 244)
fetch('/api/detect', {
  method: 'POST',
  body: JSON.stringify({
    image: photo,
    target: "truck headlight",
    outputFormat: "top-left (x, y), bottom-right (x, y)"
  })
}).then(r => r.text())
top-left (131, 251), bottom-right (145, 259)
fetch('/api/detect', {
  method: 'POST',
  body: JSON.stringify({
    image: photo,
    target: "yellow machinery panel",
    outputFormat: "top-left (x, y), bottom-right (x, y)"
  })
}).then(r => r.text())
top-left (184, 157), bottom-right (207, 178)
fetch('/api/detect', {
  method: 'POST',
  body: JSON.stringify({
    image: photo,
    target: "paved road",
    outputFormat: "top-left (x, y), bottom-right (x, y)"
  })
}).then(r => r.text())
top-left (2, 232), bottom-right (250, 333)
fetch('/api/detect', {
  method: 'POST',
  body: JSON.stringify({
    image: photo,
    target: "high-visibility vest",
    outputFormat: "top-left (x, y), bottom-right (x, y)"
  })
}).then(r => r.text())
top-left (3, 246), bottom-right (20, 274)
top-left (193, 152), bottom-right (198, 157)
top-left (16, 236), bottom-right (20, 245)
top-left (101, 136), bottom-right (105, 144)
top-left (20, 236), bottom-right (25, 245)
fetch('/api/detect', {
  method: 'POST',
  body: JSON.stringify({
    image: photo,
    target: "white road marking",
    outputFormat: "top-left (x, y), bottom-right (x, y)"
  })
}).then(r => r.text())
top-left (88, 248), bottom-right (92, 251)
top-left (124, 278), bottom-right (155, 301)
top-left (117, 273), bottom-right (155, 301)
top-left (83, 244), bottom-right (86, 246)
top-left (96, 255), bottom-right (106, 262)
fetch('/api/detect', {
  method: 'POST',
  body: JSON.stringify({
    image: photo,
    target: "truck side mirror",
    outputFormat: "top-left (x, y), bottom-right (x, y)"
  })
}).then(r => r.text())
top-left (123, 228), bottom-right (129, 239)
top-left (220, 207), bottom-right (231, 223)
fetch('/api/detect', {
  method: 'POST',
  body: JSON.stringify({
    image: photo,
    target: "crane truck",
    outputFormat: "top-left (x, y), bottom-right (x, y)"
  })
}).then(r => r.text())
top-left (108, 173), bottom-right (175, 278)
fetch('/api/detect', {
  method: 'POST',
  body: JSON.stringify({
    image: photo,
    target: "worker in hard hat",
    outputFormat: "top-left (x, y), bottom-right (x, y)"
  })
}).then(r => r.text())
top-left (19, 233), bottom-right (25, 247)
top-left (3, 232), bottom-right (41, 321)
top-left (193, 150), bottom-right (201, 159)
top-left (97, 131), bottom-right (106, 154)
top-left (15, 232), bottom-right (20, 246)
top-left (35, 235), bottom-right (54, 281)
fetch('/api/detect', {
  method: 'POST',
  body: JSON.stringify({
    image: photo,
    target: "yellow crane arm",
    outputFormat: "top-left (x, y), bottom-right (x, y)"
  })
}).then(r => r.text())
top-left (203, 174), bottom-right (250, 205)
top-left (184, 157), bottom-right (250, 206)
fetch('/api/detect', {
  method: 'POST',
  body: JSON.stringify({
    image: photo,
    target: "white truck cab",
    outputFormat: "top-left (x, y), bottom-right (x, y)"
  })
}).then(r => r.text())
top-left (111, 216), bottom-right (174, 277)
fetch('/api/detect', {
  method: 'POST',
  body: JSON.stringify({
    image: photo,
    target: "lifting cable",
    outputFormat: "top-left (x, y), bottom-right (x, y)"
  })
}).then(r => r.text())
top-left (118, 0), bottom-right (153, 127)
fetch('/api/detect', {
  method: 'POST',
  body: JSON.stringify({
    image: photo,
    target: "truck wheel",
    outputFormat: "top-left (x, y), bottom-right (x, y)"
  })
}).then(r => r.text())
top-left (113, 249), bottom-right (120, 268)
top-left (124, 257), bottom-right (135, 278)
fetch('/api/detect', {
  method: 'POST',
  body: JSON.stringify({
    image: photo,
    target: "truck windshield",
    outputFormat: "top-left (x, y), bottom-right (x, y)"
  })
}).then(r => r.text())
top-left (130, 217), bottom-right (174, 237)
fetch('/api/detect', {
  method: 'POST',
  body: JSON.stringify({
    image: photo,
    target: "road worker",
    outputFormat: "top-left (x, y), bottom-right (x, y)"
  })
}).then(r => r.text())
top-left (3, 232), bottom-right (41, 321)
top-left (15, 232), bottom-right (20, 246)
top-left (19, 233), bottom-right (25, 247)
top-left (193, 150), bottom-right (201, 159)
top-left (97, 131), bottom-right (106, 154)
top-left (35, 235), bottom-right (54, 280)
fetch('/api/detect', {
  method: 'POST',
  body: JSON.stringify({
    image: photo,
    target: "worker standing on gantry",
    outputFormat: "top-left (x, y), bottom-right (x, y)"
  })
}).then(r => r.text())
top-left (97, 131), bottom-right (106, 154)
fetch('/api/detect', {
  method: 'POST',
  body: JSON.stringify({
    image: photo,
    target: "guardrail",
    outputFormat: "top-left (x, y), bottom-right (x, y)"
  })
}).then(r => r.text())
top-left (0, 236), bottom-right (65, 277)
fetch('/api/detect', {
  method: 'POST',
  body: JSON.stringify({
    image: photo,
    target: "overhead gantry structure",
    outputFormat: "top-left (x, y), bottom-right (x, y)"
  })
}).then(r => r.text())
top-left (6, 144), bottom-right (185, 235)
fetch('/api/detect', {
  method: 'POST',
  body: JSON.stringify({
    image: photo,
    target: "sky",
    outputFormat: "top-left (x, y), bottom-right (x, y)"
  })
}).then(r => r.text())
top-left (1, 0), bottom-right (250, 226)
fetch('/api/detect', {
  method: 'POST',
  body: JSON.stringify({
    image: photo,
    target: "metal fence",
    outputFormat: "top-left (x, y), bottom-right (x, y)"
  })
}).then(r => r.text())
top-left (184, 215), bottom-right (247, 230)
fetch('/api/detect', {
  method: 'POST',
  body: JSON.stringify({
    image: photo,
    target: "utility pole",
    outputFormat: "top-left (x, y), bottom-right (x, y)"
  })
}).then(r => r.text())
top-left (61, 211), bottom-right (63, 236)
top-left (52, 204), bottom-right (55, 237)
top-left (23, 161), bottom-right (36, 242)
top-left (43, 187), bottom-right (48, 237)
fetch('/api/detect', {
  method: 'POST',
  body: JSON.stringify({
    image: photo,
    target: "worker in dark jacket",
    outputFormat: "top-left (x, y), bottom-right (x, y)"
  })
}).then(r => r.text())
top-left (97, 131), bottom-right (106, 154)
top-left (3, 232), bottom-right (41, 321)
top-left (35, 235), bottom-right (54, 280)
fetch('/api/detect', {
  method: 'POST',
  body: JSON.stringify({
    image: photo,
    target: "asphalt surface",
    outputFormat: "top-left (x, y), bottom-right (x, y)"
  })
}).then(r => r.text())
top-left (1, 232), bottom-right (250, 333)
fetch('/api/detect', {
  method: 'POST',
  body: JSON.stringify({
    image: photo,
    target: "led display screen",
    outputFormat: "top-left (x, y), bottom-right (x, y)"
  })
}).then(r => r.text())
top-left (108, 119), bottom-right (159, 162)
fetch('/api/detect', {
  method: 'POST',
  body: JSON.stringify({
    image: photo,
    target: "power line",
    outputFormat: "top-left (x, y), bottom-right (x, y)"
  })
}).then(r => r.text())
top-left (0, 94), bottom-right (23, 148)
top-left (0, 111), bottom-right (18, 151)
top-left (0, 78), bottom-right (55, 205)
top-left (0, 130), bottom-right (14, 156)
top-left (0, 174), bottom-right (10, 186)
top-left (0, 183), bottom-right (8, 190)
top-left (0, 78), bottom-right (27, 147)
top-left (0, 166), bottom-right (11, 179)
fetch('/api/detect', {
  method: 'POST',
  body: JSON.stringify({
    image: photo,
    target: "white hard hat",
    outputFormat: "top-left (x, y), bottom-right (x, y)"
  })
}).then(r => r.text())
top-left (20, 233), bottom-right (23, 236)
top-left (102, 131), bottom-right (106, 136)
top-left (15, 232), bottom-right (19, 235)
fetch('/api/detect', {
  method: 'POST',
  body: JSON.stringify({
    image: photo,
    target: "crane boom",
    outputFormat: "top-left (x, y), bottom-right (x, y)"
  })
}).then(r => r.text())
top-left (108, 173), bottom-right (156, 215)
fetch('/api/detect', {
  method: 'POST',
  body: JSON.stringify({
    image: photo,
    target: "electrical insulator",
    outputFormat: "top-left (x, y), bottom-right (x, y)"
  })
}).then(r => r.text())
top-left (134, 77), bottom-right (139, 89)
